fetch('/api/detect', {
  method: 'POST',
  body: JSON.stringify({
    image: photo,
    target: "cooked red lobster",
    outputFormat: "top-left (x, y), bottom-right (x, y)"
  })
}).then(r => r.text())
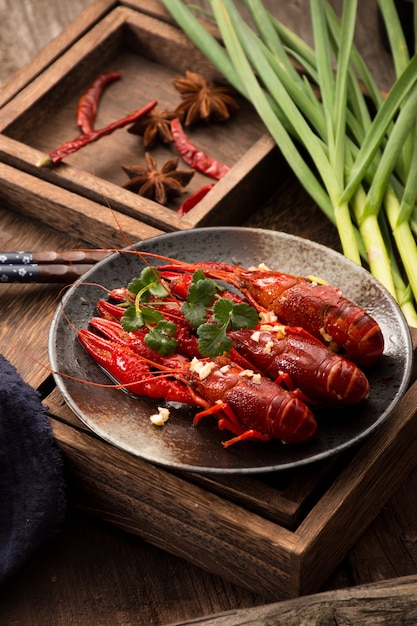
top-left (78, 326), bottom-right (317, 446)
top-left (158, 260), bottom-right (384, 367)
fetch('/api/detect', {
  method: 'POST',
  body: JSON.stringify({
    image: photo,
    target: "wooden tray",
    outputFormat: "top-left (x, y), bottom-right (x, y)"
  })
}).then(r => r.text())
top-left (0, 0), bottom-right (282, 241)
top-left (45, 328), bottom-right (417, 601)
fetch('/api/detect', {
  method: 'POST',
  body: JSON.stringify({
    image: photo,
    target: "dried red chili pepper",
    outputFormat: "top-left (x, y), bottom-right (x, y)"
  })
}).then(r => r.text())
top-left (37, 100), bottom-right (158, 167)
top-left (77, 71), bottom-right (122, 134)
top-left (177, 183), bottom-right (215, 215)
top-left (171, 118), bottom-right (230, 180)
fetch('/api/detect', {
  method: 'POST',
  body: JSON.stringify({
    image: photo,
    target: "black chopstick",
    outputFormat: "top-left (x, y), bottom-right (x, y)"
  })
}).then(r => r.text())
top-left (0, 249), bottom-right (114, 265)
top-left (0, 249), bottom-right (116, 283)
top-left (0, 264), bottom-right (96, 283)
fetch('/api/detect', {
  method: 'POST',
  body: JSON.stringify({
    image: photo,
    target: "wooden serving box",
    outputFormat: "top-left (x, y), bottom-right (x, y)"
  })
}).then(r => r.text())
top-left (0, 0), bottom-right (281, 243)
top-left (1, 0), bottom-right (417, 603)
top-left (45, 330), bottom-right (417, 600)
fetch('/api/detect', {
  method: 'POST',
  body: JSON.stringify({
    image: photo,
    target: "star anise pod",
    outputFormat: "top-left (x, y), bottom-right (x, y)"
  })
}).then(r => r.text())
top-left (122, 152), bottom-right (195, 205)
top-left (127, 107), bottom-right (177, 148)
top-left (173, 70), bottom-right (239, 126)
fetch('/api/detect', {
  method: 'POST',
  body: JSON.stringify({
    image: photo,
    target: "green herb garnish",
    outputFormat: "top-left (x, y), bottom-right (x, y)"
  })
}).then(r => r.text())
top-left (120, 266), bottom-right (170, 333)
top-left (144, 319), bottom-right (178, 356)
top-left (118, 266), bottom-right (258, 358)
top-left (180, 269), bottom-right (220, 327)
top-left (121, 303), bottom-right (164, 331)
top-left (197, 297), bottom-right (259, 358)
top-left (120, 267), bottom-right (178, 355)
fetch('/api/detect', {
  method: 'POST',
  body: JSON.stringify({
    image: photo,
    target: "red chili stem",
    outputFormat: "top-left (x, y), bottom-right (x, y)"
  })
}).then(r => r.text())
top-left (171, 118), bottom-right (230, 180)
top-left (77, 71), bottom-right (122, 134)
top-left (177, 183), bottom-right (215, 215)
top-left (37, 100), bottom-right (158, 167)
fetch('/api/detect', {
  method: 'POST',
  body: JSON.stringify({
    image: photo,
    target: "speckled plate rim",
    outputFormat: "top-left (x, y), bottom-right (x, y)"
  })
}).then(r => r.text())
top-left (48, 227), bottom-right (413, 474)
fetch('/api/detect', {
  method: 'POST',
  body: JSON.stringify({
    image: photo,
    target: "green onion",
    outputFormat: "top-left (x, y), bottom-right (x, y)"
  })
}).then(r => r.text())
top-left (162, 0), bottom-right (417, 326)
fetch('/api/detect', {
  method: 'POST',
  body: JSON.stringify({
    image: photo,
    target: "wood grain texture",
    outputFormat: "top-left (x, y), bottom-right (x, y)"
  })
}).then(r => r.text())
top-left (0, 0), bottom-right (91, 85)
top-left (1, 2), bottom-right (416, 626)
top-left (35, 340), bottom-right (417, 602)
top-left (169, 575), bottom-right (417, 625)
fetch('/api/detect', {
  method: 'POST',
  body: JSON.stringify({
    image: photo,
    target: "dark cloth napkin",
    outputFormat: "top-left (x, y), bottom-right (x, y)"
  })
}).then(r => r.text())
top-left (0, 354), bottom-right (66, 583)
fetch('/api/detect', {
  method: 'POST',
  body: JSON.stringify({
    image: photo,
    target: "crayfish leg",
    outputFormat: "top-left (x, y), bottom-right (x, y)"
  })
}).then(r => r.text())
top-left (193, 401), bottom-right (244, 436)
top-left (222, 430), bottom-right (270, 448)
top-left (193, 401), bottom-right (271, 447)
top-left (274, 371), bottom-right (294, 389)
top-left (270, 372), bottom-right (316, 406)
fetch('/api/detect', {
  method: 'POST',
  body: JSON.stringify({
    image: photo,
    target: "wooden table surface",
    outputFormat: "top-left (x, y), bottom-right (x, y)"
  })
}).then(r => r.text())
top-left (1, 1), bottom-right (417, 624)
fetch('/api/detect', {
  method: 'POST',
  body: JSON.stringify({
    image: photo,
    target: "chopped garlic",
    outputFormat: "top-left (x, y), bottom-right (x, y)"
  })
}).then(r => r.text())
top-left (259, 311), bottom-right (278, 324)
top-left (190, 357), bottom-right (216, 380)
top-left (251, 330), bottom-right (261, 342)
top-left (150, 406), bottom-right (170, 426)
top-left (220, 365), bottom-right (230, 373)
top-left (270, 325), bottom-right (285, 339)
top-left (264, 341), bottom-right (274, 354)
top-left (248, 262), bottom-right (270, 271)
top-left (239, 369), bottom-right (255, 378)
top-left (252, 373), bottom-right (262, 384)
top-left (260, 324), bottom-right (286, 338)
top-left (319, 327), bottom-right (334, 343)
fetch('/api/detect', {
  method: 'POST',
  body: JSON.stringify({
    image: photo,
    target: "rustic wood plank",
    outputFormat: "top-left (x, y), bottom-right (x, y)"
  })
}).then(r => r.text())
top-left (0, 0), bottom-right (114, 106)
top-left (0, 161), bottom-right (163, 246)
top-left (167, 575), bottom-right (417, 625)
top-left (0, 6), bottom-right (130, 134)
top-left (179, 456), bottom-right (342, 530)
top-left (0, 506), bottom-right (266, 625)
top-left (0, 134), bottom-right (192, 233)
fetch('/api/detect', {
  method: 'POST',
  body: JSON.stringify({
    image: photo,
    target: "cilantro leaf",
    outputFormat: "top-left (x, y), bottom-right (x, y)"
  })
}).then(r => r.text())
top-left (197, 323), bottom-right (233, 358)
top-left (187, 273), bottom-right (218, 306)
top-left (211, 298), bottom-right (234, 325)
top-left (181, 273), bottom-right (218, 327)
top-left (118, 266), bottom-right (258, 359)
top-left (128, 266), bottom-right (169, 299)
top-left (144, 320), bottom-right (178, 356)
top-left (120, 304), bottom-right (164, 332)
top-left (229, 302), bottom-right (259, 329)
top-left (211, 298), bottom-right (258, 330)
top-left (120, 304), bottom-right (144, 331)
top-left (181, 300), bottom-right (207, 328)
top-left (141, 307), bottom-right (164, 325)
top-left (127, 276), bottom-right (151, 302)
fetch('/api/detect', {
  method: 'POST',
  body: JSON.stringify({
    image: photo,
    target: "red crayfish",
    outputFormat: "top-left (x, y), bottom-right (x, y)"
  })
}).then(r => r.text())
top-left (77, 324), bottom-right (317, 446)
top-left (75, 253), bottom-right (381, 449)
top-left (228, 326), bottom-right (369, 406)
top-left (158, 260), bottom-right (384, 367)
top-left (95, 286), bottom-right (370, 408)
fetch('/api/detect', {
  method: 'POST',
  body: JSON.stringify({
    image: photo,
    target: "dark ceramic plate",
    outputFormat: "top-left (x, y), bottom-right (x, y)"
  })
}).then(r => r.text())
top-left (49, 227), bottom-right (413, 474)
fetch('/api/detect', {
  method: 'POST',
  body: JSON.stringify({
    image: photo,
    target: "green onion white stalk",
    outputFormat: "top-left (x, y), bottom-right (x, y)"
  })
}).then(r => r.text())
top-left (162, 0), bottom-right (417, 326)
